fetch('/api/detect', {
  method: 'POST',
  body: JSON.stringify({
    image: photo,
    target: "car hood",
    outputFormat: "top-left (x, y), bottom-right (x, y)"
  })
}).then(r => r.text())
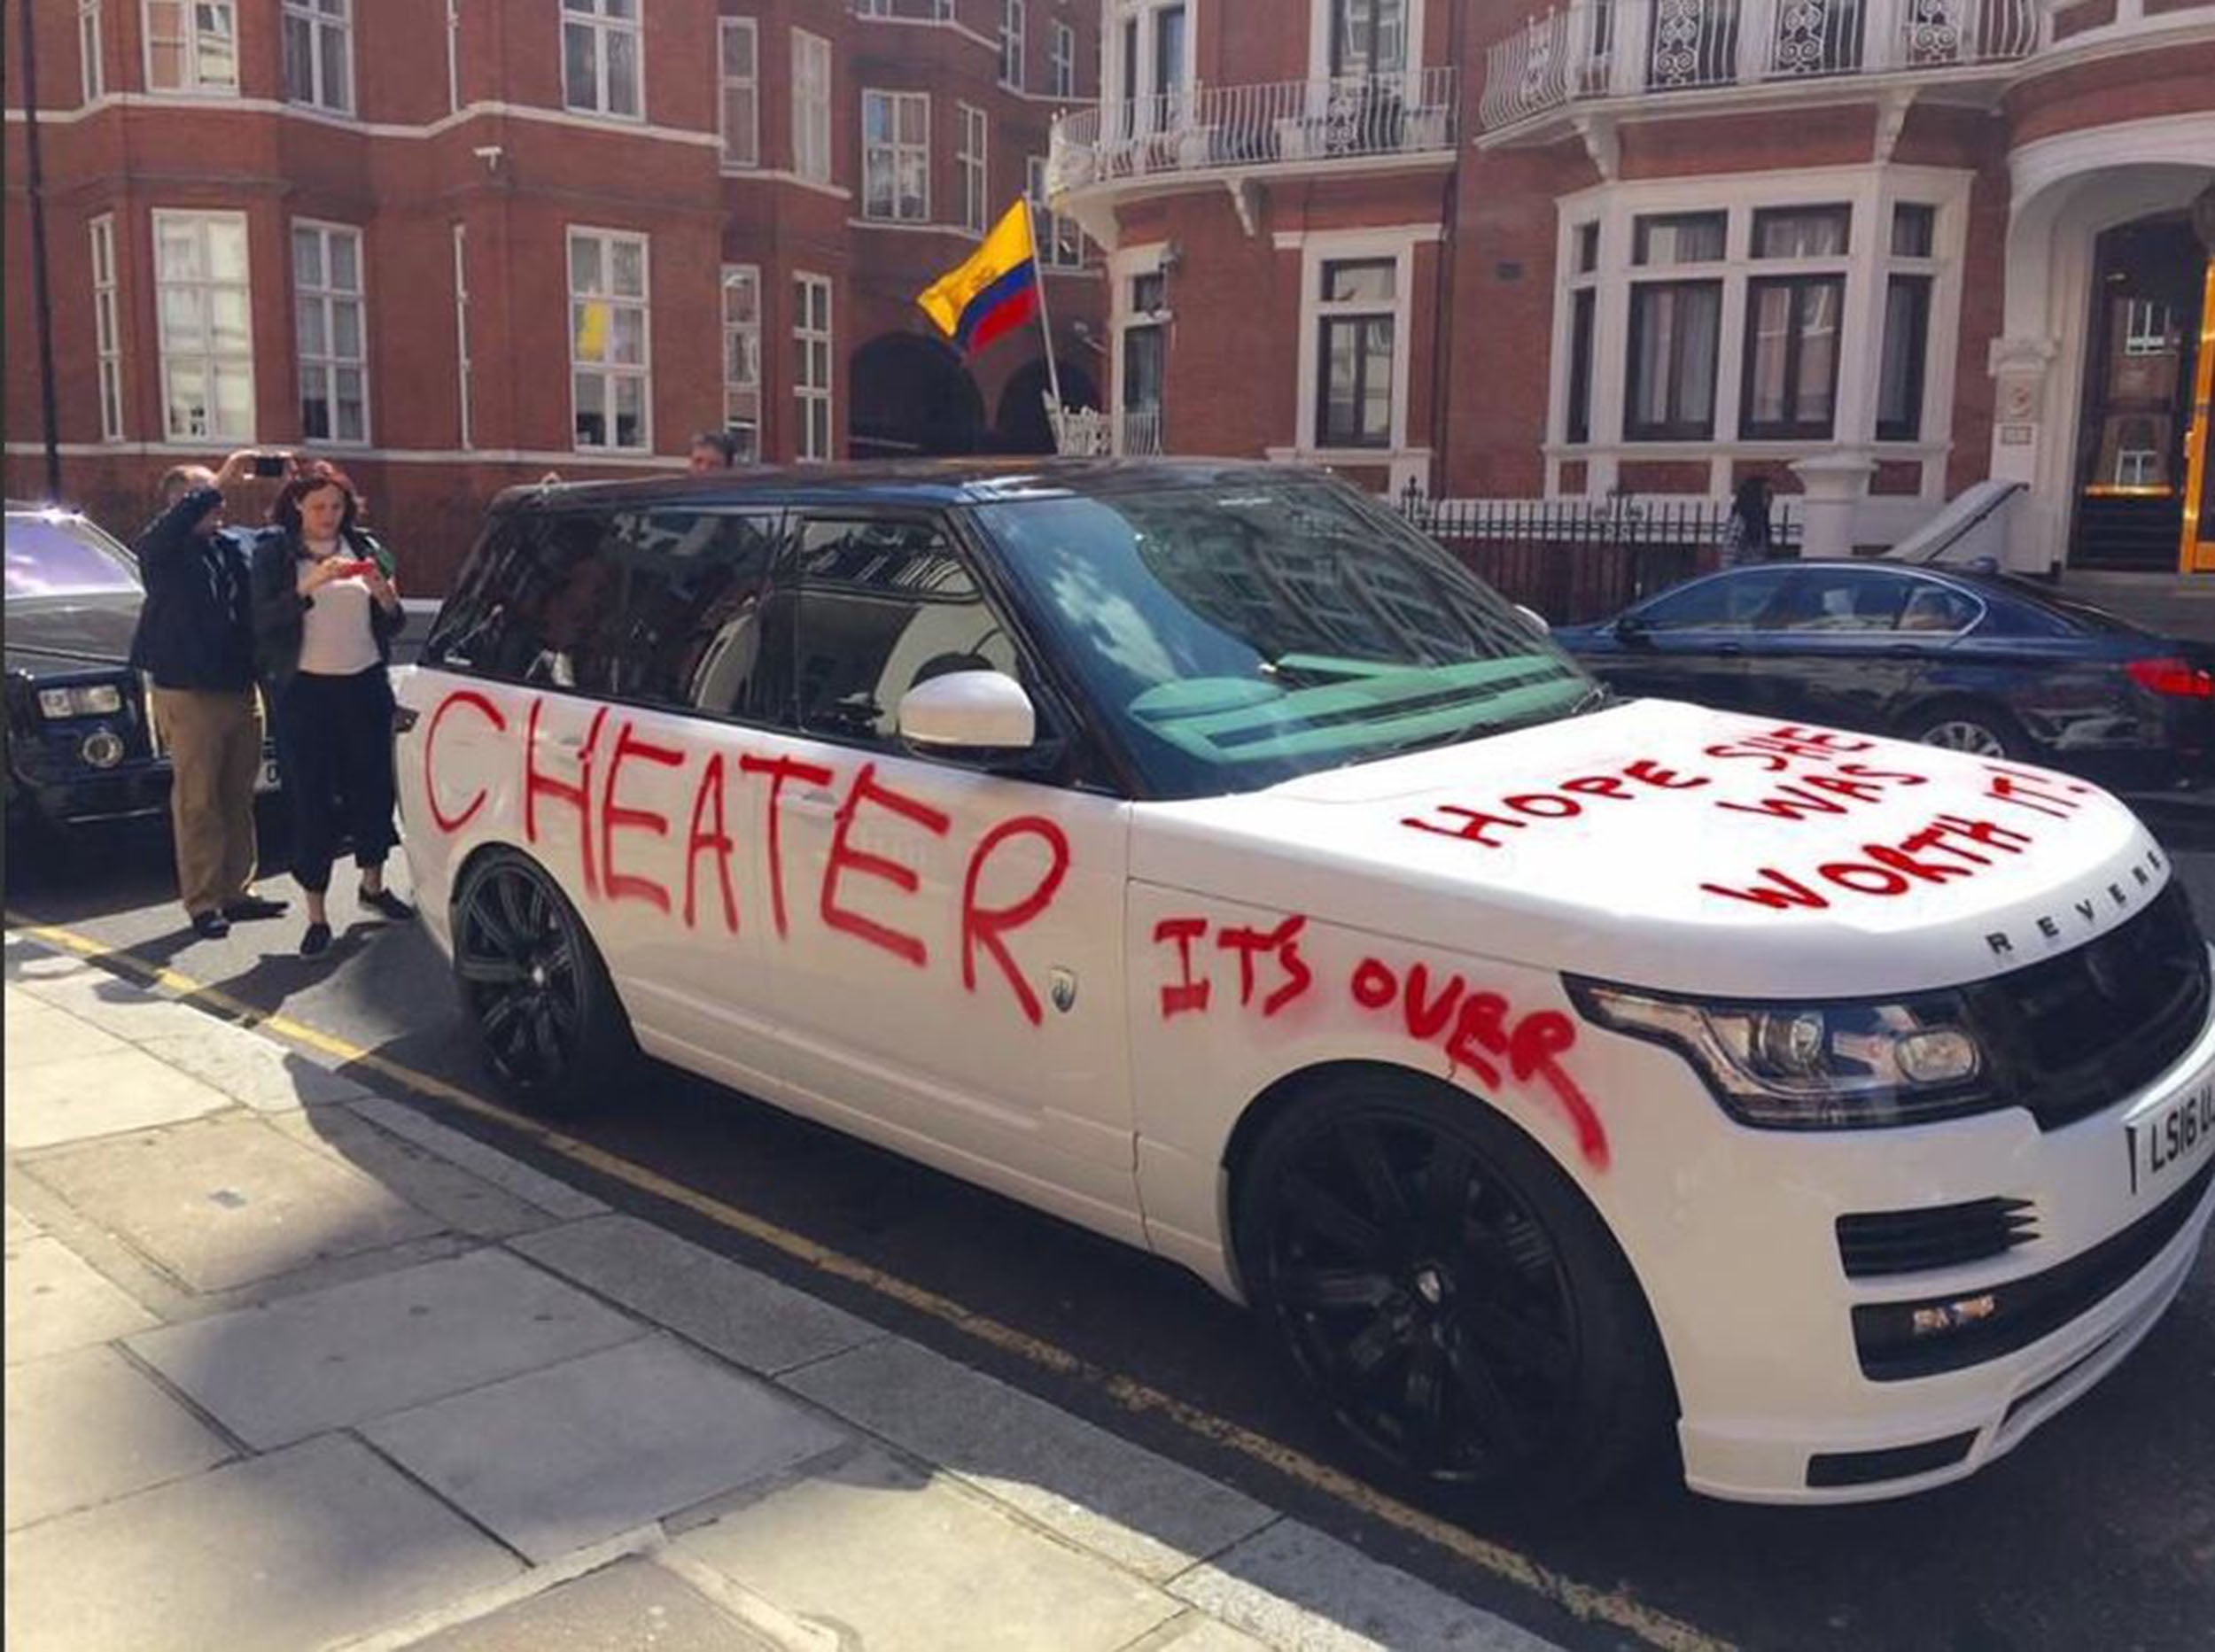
top-left (1130, 698), bottom-right (2172, 999)
top-left (4, 593), bottom-right (143, 677)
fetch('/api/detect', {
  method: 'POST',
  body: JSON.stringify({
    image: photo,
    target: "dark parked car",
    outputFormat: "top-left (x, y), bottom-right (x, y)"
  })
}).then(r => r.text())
top-left (1551, 560), bottom-right (2212, 793)
top-left (4, 503), bottom-right (284, 846)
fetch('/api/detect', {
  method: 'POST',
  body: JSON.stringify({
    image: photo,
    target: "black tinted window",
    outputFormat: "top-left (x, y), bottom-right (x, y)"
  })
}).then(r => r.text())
top-left (786, 516), bottom-right (1018, 747)
top-left (1766, 568), bottom-right (1912, 632)
top-left (1636, 567), bottom-right (1792, 631)
top-left (426, 507), bottom-right (780, 711)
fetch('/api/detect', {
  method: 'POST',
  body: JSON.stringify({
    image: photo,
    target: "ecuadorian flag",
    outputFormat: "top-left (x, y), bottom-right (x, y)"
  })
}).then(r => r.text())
top-left (916, 200), bottom-right (1039, 356)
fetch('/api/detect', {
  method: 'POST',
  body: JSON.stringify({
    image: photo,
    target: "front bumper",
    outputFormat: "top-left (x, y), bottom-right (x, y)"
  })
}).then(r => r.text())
top-left (1595, 950), bottom-right (2215, 1505)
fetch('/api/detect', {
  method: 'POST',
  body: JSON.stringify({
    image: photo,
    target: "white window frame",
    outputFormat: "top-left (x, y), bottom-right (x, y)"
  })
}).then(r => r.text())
top-left (567, 225), bottom-right (653, 454)
top-left (143, 0), bottom-right (238, 94)
top-left (959, 103), bottom-right (989, 235)
top-left (292, 219), bottom-right (370, 445)
top-left (862, 89), bottom-right (930, 224)
top-left (79, 2), bottom-right (104, 104)
top-left (793, 29), bottom-right (831, 185)
top-left (722, 263), bottom-right (762, 461)
top-left (560, 0), bottom-right (643, 122)
top-left (89, 214), bottom-right (123, 440)
top-left (1543, 166), bottom-right (1972, 500)
top-left (453, 222), bottom-right (472, 448)
top-left (794, 271), bottom-right (833, 462)
top-left (1026, 154), bottom-right (1084, 269)
top-left (719, 18), bottom-right (758, 171)
top-left (1107, 1), bottom-right (1195, 118)
top-left (1050, 19), bottom-right (1075, 98)
top-left (152, 208), bottom-right (255, 442)
top-left (1288, 227), bottom-right (1426, 458)
top-left (1307, 0), bottom-right (1426, 84)
top-left (1001, 0), bottom-right (1025, 89)
top-left (282, 0), bottom-right (354, 115)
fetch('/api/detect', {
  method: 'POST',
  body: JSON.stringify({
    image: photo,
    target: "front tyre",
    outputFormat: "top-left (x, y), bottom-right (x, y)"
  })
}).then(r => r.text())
top-left (450, 848), bottom-right (634, 1115)
top-left (1234, 1070), bottom-right (1669, 1506)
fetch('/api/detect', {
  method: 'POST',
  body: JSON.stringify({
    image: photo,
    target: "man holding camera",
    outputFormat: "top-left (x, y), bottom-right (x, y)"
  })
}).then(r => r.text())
top-left (128, 450), bottom-right (291, 939)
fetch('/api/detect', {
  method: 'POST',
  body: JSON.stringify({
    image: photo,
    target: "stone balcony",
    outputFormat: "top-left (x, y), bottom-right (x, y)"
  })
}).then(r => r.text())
top-left (1046, 71), bottom-right (1458, 243)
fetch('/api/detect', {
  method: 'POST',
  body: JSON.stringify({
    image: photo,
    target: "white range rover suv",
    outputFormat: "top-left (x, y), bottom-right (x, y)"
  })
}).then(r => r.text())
top-left (396, 462), bottom-right (2215, 1506)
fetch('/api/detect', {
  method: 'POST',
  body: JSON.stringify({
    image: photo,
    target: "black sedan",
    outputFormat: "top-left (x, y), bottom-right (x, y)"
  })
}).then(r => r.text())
top-left (5, 503), bottom-right (200, 840)
top-left (1550, 560), bottom-right (2212, 792)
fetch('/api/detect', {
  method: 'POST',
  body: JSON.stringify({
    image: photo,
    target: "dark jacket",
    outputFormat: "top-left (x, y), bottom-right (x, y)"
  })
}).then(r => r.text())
top-left (249, 526), bottom-right (403, 694)
top-left (127, 487), bottom-right (258, 692)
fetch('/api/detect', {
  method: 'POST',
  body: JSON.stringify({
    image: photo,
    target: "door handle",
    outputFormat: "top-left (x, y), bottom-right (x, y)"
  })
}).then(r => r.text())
top-left (1886, 643), bottom-right (1926, 658)
top-left (1716, 642), bottom-right (1745, 656)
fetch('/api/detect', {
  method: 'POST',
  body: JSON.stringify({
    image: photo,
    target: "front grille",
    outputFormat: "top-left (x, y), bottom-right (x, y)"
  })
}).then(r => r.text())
top-left (1837, 1197), bottom-right (2039, 1280)
top-left (1964, 882), bottom-right (2211, 1131)
top-left (1853, 1156), bottom-right (2215, 1382)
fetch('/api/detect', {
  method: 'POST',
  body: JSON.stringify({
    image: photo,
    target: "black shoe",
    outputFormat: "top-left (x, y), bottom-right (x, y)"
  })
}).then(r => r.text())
top-left (222, 896), bottom-right (291, 921)
top-left (360, 886), bottom-right (415, 922)
top-left (300, 920), bottom-right (332, 958)
top-left (190, 910), bottom-right (231, 940)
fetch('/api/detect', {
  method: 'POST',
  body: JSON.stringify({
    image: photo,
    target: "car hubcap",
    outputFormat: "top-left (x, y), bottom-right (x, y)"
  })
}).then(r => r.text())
top-left (1920, 720), bottom-right (2005, 756)
top-left (457, 866), bottom-right (581, 1086)
top-left (1260, 1112), bottom-right (1580, 1481)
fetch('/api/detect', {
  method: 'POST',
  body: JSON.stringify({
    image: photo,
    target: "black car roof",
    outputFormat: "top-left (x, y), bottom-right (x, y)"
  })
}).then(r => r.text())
top-left (1666, 557), bottom-right (2157, 636)
top-left (492, 457), bottom-right (1316, 514)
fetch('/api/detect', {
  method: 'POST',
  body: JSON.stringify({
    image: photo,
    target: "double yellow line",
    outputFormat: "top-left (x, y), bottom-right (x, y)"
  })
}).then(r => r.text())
top-left (8, 912), bottom-right (1730, 1652)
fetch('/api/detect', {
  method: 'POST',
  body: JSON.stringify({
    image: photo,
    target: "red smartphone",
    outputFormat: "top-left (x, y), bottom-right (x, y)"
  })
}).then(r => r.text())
top-left (330, 558), bottom-right (378, 579)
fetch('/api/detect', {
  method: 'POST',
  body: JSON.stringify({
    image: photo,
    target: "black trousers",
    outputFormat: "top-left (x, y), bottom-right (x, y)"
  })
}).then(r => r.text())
top-left (273, 667), bottom-right (397, 896)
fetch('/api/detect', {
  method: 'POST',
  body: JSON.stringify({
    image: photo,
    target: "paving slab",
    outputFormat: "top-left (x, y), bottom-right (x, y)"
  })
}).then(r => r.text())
top-left (4, 1202), bottom-right (41, 1245)
top-left (350, 1095), bottom-right (610, 1220)
top-left (1170, 1518), bottom-right (1564, 1652)
top-left (674, 1446), bottom-right (1181, 1652)
top-left (1125, 1615), bottom-right (1277, 1652)
top-left (135, 1028), bottom-right (372, 1112)
top-left (10, 972), bottom-right (214, 1043)
top-left (127, 1246), bottom-right (647, 1449)
top-left (4, 1046), bottom-right (237, 1150)
top-left (0, 1432), bottom-right (523, 1652)
top-left (509, 1213), bottom-right (882, 1376)
top-left (785, 1335), bottom-right (1274, 1581)
top-left (264, 1108), bottom-right (556, 1241)
top-left (364, 1335), bottom-right (850, 1565)
top-left (401, 1555), bottom-right (780, 1652)
top-left (4, 1344), bottom-right (234, 1530)
top-left (4, 1234), bottom-right (159, 1364)
top-left (4, 991), bottom-right (129, 1068)
top-left (23, 1112), bottom-right (446, 1291)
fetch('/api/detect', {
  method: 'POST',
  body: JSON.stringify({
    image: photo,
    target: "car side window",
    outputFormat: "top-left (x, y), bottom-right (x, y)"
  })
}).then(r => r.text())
top-left (784, 516), bottom-right (1022, 750)
top-left (1635, 567), bottom-right (1793, 632)
top-left (425, 510), bottom-right (626, 695)
top-left (1766, 568), bottom-right (1914, 633)
top-left (1896, 581), bottom-right (1980, 634)
top-left (597, 508), bottom-right (780, 716)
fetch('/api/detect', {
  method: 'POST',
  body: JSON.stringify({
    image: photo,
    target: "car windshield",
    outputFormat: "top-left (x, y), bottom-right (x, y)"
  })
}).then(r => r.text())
top-left (974, 481), bottom-right (1595, 798)
top-left (4, 514), bottom-right (141, 600)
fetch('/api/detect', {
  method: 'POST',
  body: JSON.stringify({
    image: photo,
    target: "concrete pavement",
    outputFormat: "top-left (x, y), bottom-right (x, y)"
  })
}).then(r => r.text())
top-left (2, 930), bottom-right (1567, 1652)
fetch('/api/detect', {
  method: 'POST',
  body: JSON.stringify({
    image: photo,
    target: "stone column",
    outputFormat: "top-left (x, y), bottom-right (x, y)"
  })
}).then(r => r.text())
top-left (1790, 451), bottom-right (1877, 558)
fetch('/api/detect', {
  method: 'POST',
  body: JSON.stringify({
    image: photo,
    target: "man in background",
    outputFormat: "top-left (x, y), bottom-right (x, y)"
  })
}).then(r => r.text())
top-left (128, 452), bottom-right (291, 939)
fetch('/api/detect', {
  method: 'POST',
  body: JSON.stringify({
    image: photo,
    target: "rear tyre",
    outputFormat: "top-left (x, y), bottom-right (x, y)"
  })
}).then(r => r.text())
top-left (1234, 1070), bottom-right (1670, 1507)
top-left (450, 848), bottom-right (633, 1115)
top-left (1902, 699), bottom-right (2027, 761)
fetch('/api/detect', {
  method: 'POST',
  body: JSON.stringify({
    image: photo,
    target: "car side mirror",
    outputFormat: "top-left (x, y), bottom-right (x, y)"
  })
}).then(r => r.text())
top-left (1614, 613), bottom-right (1650, 643)
top-left (898, 670), bottom-right (1037, 754)
top-left (1512, 603), bottom-right (1550, 637)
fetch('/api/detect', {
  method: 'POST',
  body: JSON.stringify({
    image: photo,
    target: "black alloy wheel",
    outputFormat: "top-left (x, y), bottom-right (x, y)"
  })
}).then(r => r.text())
top-left (452, 849), bottom-right (631, 1113)
top-left (1237, 1073), bottom-right (1667, 1503)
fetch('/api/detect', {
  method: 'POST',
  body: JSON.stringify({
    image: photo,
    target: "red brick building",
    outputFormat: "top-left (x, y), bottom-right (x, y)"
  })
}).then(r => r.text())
top-left (1046, 0), bottom-right (2215, 575)
top-left (5, 0), bottom-right (1105, 588)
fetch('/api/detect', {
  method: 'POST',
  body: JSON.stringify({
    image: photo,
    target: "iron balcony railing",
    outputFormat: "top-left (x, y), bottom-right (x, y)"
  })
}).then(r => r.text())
top-left (1479, 0), bottom-right (2041, 133)
top-left (1050, 403), bottom-right (1164, 458)
top-left (1048, 69), bottom-right (1458, 198)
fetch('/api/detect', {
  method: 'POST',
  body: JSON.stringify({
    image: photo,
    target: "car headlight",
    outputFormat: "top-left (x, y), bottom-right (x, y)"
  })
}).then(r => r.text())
top-left (1566, 979), bottom-right (1993, 1129)
top-left (36, 684), bottom-right (124, 719)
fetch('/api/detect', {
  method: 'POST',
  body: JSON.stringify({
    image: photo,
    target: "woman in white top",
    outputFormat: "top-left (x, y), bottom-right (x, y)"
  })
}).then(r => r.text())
top-left (250, 461), bottom-right (411, 956)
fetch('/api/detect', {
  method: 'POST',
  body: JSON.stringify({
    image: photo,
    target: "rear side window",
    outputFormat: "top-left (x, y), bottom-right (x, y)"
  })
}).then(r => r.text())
top-left (783, 516), bottom-right (1020, 748)
top-left (1636, 567), bottom-right (1793, 631)
top-left (1766, 568), bottom-right (1913, 632)
top-left (425, 507), bottom-right (781, 716)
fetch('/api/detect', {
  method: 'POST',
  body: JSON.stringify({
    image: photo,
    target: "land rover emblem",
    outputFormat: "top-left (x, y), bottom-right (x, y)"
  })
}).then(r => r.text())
top-left (1048, 969), bottom-right (1078, 1013)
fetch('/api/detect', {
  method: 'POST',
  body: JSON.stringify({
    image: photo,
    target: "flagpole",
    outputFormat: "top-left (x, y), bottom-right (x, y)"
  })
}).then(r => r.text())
top-left (1025, 204), bottom-right (1068, 439)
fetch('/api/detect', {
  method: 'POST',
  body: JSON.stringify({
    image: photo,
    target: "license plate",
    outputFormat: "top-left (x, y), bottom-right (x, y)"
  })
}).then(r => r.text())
top-left (2126, 1070), bottom-right (2215, 1198)
top-left (253, 758), bottom-right (282, 795)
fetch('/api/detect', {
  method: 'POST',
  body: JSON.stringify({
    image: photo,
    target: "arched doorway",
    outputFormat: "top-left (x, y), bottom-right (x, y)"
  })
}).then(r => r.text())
top-left (848, 333), bottom-right (986, 458)
top-left (991, 357), bottom-right (1101, 454)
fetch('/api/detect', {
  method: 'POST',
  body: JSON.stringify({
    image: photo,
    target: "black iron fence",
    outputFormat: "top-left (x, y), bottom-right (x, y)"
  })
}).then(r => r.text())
top-left (1395, 486), bottom-right (1800, 624)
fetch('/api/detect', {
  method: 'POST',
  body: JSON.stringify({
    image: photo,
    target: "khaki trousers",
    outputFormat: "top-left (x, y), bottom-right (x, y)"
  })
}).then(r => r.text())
top-left (151, 686), bottom-right (263, 917)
